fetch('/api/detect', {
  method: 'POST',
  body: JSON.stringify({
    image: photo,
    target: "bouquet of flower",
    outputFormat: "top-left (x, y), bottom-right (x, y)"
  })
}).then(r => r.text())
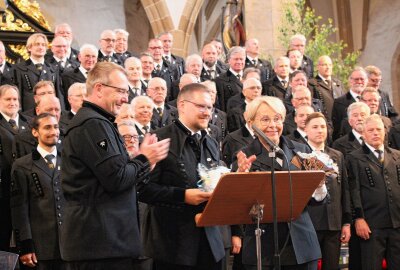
top-left (296, 151), bottom-right (338, 175)
top-left (197, 163), bottom-right (231, 192)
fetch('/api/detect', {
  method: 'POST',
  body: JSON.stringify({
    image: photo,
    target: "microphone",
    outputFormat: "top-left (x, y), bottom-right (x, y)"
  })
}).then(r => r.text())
top-left (252, 124), bottom-right (284, 154)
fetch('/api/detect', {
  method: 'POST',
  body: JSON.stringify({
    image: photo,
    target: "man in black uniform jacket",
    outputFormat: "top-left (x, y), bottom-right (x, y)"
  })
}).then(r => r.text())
top-left (11, 113), bottom-right (65, 269)
top-left (215, 46), bottom-right (246, 111)
top-left (97, 30), bottom-right (122, 66)
top-left (14, 33), bottom-right (64, 112)
top-left (0, 40), bottom-right (15, 86)
top-left (289, 34), bottom-right (314, 78)
top-left (60, 62), bottom-right (170, 270)
top-left (347, 114), bottom-right (400, 270)
top-left (244, 38), bottom-right (273, 82)
top-left (138, 83), bottom-right (225, 270)
top-left (0, 85), bottom-right (31, 252)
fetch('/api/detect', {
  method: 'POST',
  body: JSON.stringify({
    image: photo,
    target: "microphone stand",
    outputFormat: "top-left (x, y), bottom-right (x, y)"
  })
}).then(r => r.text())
top-left (252, 125), bottom-right (281, 270)
top-left (269, 145), bottom-right (281, 270)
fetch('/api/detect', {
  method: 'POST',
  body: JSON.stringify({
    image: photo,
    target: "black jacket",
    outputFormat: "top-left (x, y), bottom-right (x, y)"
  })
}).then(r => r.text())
top-left (60, 101), bottom-right (151, 260)
top-left (137, 120), bottom-right (225, 266)
top-left (215, 69), bottom-right (243, 112)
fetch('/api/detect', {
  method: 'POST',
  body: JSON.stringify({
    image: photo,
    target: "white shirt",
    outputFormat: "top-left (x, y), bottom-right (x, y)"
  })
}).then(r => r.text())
top-left (349, 90), bottom-right (361, 102)
top-left (352, 129), bottom-right (364, 145)
top-left (37, 145), bottom-right (57, 167)
top-left (79, 66), bottom-right (89, 78)
top-left (365, 142), bottom-right (384, 160)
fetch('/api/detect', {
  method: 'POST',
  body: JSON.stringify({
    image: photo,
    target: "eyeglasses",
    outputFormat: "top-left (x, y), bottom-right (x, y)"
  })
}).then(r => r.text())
top-left (149, 46), bottom-right (163, 50)
top-left (351, 77), bottom-right (366, 82)
top-left (369, 78), bottom-right (382, 83)
top-left (101, 83), bottom-right (129, 96)
top-left (182, 100), bottom-right (213, 113)
top-left (123, 135), bottom-right (139, 142)
top-left (256, 115), bottom-right (283, 126)
top-left (102, 38), bottom-right (116, 43)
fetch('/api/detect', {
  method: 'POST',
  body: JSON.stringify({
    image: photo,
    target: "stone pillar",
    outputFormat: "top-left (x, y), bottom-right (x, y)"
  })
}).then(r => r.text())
top-left (244, 0), bottom-right (292, 61)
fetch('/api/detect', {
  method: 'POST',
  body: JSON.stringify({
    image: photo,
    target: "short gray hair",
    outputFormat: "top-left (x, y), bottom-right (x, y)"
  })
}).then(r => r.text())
top-left (131, 95), bottom-right (155, 110)
top-left (227, 46), bottom-right (245, 60)
top-left (347, 102), bottom-right (370, 118)
top-left (245, 96), bottom-right (286, 122)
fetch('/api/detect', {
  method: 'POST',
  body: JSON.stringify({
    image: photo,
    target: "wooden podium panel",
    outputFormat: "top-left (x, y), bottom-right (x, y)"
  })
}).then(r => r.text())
top-left (196, 171), bottom-right (325, 227)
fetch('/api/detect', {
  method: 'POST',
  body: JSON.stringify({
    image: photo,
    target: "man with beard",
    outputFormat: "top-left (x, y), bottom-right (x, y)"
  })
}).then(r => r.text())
top-left (332, 67), bottom-right (368, 140)
top-left (11, 113), bottom-right (65, 269)
top-left (200, 43), bottom-right (227, 81)
top-left (118, 120), bottom-right (140, 159)
top-left (138, 83), bottom-right (225, 269)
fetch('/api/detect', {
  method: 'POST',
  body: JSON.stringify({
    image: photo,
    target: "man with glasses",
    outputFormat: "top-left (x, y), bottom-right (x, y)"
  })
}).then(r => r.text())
top-left (45, 36), bottom-right (79, 73)
top-left (147, 77), bottom-right (177, 129)
top-left (97, 30), bottom-right (122, 65)
top-left (365, 65), bottom-right (398, 122)
top-left (332, 67), bottom-right (369, 140)
top-left (52, 23), bottom-right (79, 63)
top-left (60, 62), bottom-right (170, 270)
top-left (61, 44), bottom-right (98, 103)
top-left (138, 83), bottom-right (225, 270)
top-left (147, 39), bottom-right (178, 94)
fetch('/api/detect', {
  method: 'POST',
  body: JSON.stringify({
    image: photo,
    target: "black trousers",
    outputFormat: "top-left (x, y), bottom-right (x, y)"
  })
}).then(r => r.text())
top-left (65, 258), bottom-right (144, 270)
top-left (316, 230), bottom-right (341, 270)
top-left (244, 260), bottom-right (318, 270)
top-left (359, 227), bottom-right (400, 270)
top-left (348, 224), bottom-right (361, 270)
top-left (36, 259), bottom-right (67, 270)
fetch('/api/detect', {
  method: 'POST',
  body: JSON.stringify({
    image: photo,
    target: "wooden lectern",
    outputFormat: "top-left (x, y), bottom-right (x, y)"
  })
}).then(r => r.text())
top-left (195, 170), bottom-right (325, 226)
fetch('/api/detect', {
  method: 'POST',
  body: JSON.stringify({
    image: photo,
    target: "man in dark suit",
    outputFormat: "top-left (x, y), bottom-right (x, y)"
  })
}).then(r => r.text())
top-left (234, 96), bottom-right (325, 269)
top-left (124, 57), bottom-right (147, 102)
top-left (289, 34), bottom-right (313, 78)
top-left (0, 85), bottom-right (31, 252)
top-left (200, 43), bottom-right (227, 81)
top-left (308, 55), bottom-right (344, 121)
top-left (14, 33), bottom-right (64, 112)
top-left (244, 38), bottom-right (273, 82)
top-left (262, 56), bottom-right (291, 101)
top-left (114, 29), bottom-right (138, 65)
top-left (227, 78), bottom-right (262, 133)
top-left (131, 95), bottom-right (155, 142)
top-left (286, 104), bottom-right (314, 143)
top-left (222, 104), bottom-right (254, 167)
top-left (365, 65), bottom-right (399, 122)
top-left (0, 41), bottom-right (15, 86)
top-left (332, 102), bottom-right (370, 156)
top-left (140, 52), bottom-right (155, 88)
top-left (59, 82), bottom-right (86, 128)
top-left (61, 43), bottom-right (98, 101)
top-left (147, 77), bottom-right (178, 129)
top-left (45, 36), bottom-right (80, 74)
top-left (60, 62), bottom-right (169, 269)
top-left (159, 32), bottom-right (185, 79)
top-left (10, 113), bottom-right (65, 269)
top-left (332, 67), bottom-right (368, 140)
top-left (97, 30), bottom-right (122, 65)
top-left (168, 73), bottom-right (198, 108)
top-left (347, 114), bottom-right (400, 269)
top-left (170, 54), bottom-right (203, 101)
top-left (304, 112), bottom-right (351, 270)
top-left (138, 83), bottom-right (225, 269)
top-left (148, 38), bottom-right (178, 96)
top-left (52, 23), bottom-right (80, 64)
top-left (13, 95), bottom-right (63, 160)
top-left (215, 46), bottom-right (246, 111)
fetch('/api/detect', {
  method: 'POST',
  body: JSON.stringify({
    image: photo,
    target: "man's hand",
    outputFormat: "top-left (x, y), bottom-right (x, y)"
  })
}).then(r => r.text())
top-left (236, 151), bottom-right (256, 172)
top-left (184, 189), bottom-right (212, 205)
top-left (139, 134), bottom-right (170, 168)
top-left (231, 236), bottom-right (242, 254)
top-left (355, 218), bottom-right (371, 240)
top-left (340, 224), bottom-right (351, 243)
top-left (20, 253), bottom-right (37, 268)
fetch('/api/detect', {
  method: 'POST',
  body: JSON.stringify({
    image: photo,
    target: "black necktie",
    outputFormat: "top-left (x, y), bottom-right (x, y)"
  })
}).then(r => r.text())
top-left (9, 119), bottom-right (18, 131)
top-left (252, 59), bottom-right (257, 66)
top-left (156, 64), bottom-right (161, 71)
top-left (208, 69), bottom-right (215, 79)
top-left (236, 74), bottom-right (241, 81)
top-left (45, 154), bottom-right (55, 169)
top-left (142, 126), bottom-right (149, 134)
top-left (164, 55), bottom-right (170, 65)
top-left (156, 107), bottom-right (163, 117)
top-left (375, 149), bottom-right (384, 164)
top-left (282, 80), bottom-right (287, 88)
top-left (192, 133), bottom-right (201, 146)
top-left (325, 79), bottom-right (332, 89)
top-left (133, 88), bottom-right (139, 96)
top-left (35, 63), bottom-right (43, 71)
